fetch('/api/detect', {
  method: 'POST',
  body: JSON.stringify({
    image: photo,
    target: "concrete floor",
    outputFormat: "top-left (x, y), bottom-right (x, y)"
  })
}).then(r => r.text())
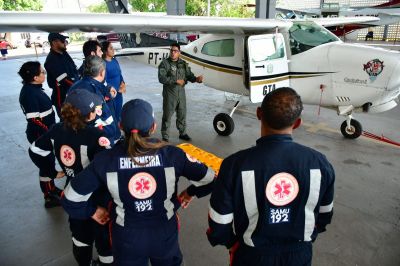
top-left (0, 52), bottom-right (399, 266)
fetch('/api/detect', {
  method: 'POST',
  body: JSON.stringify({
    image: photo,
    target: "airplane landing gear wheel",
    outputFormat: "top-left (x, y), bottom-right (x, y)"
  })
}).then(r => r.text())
top-left (213, 113), bottom-right (235, 136)
top-left (340, 119), bottom-right (362, 139)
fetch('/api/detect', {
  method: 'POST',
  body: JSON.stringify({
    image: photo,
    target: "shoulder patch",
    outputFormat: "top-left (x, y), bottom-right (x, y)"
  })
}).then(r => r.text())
top-left (186, 153), bottom-right (200, 163)
top-left (266, 172), bottom-right (299, 206)
top-left (98, 136), bottom-right (111, 147)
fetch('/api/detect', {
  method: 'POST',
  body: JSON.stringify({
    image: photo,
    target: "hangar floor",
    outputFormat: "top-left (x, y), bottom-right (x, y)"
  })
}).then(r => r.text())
top-left (0, 52), bottom-right (399, 266)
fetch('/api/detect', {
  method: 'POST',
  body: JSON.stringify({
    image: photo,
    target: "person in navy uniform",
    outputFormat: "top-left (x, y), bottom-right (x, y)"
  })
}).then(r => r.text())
top-left (69, 55), bottom-right (118, 144)
top-left (44, 33), bottom-right (79, 117)
top-left (207, 87), bottom-right (335, 266)
top-left (78, 40), bottom-right (104, 76)
top-left (62, 98), bottom-right (215, 266)
top-left (29, 89), bottom-right (113, 265)
top-left (18, 61), bottom-right (63, 208)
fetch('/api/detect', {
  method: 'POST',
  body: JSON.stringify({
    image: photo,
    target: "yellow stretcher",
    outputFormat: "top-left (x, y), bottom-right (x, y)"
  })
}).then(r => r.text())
top-left (177, 143), bottom-right (223, 175)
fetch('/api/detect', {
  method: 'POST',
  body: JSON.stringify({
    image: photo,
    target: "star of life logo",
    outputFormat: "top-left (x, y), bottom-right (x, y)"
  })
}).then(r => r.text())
top-left (60, 145), bottom-right (76, 167)
top-left (266, 172), bottom-right (299, 206)
top-left (128, 172), bottom-right (157, 199)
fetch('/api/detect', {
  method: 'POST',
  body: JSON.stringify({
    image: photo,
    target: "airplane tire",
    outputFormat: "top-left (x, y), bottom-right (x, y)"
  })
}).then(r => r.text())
top-left (213, 113), bottom-right (234, 136)
top-left (340, 119), bottom-right (362, 139)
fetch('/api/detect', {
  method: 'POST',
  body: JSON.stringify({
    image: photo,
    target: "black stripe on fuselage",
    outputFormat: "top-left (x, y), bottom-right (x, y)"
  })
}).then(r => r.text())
top-left (180, 51), bottom-right (242, 72)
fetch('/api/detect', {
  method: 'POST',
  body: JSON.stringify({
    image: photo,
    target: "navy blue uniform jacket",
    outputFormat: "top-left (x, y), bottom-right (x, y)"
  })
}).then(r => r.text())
top-left (44, 49), bottom-right (79, 109)
top-left (62, 142), bottom-right (215, 226)
top-left (69, 77), bottom-right (118, 143)
top-left (207, 135), bottom-right (335, 249)
top-left (19, 83), bottom-right (55, 142)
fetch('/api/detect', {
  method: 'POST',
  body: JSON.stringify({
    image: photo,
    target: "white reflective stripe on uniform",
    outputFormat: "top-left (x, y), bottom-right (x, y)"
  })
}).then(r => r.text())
top-left (99, 255), bottom-right (114, 263)
top-left (106, 172), bottom-right (125, 226)
top-left (319, 202), bottom-right (333, 213)
top-left (26, 112), bottom-right (40, 119)
top-left (190, 167), bottom-right (215, 187)
top-left (209, 204), bottom-right (233, 224)
top-left (241, 170), bottom-right (258, 247)
top-left (30, 142), bottom-right (51, 157)
top-left (304, 169), bottom-right (322, 241)
top-left (104, 115), bottom-right (114, 125)
top-left (26, 108), bottom-right (53, 119)
top-left (164, 167), bottom-right (176, 220)
top-left (39, 176), bottom-right (52, 182)
top-left (64, 183), bottom-right (93, 202)
top-left (94, 116), bottom-right (114, 127)
top-left (72, 237), bottom-right (90, 247)
top-left (80, 145), bottom-right (89, 168)
top-left (56, 73), bottom-right (67, 82)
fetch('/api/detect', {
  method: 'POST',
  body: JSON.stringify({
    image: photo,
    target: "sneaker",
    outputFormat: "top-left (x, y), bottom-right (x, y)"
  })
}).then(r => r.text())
top-left (44, 195), bottom-right (61, 208)
top-left (179, 134), bottom-right (192, 141)
top-left (162, 137), bottom-right (169, 142)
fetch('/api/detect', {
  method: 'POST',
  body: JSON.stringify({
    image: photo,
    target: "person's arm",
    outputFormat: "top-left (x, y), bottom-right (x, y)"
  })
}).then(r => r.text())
top-left (158, 60), bottom-right (176, 85)
top-left (22, 97), bottom-right (52, 135)
top-left (207, 158), bottom-right (237, 248)
top-left (184, 62), bottom-right (199, 83)
top-left (61, 159), bottom-right (103, 220)
top-left (180, 150), bottom-right (216, 198)
top-left (45, 56), bottom-right (75, 88)
top-left (316, 159), bottom-right (335, 233)
top-left (29, 130), bottom-right (58, 179)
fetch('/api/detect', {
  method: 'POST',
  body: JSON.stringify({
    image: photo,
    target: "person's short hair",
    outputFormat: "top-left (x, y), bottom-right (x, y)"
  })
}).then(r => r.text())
top-left (171, 43), bottom-right (180, 51)
top-left (83, 55), bottom-right (105, 78)
top-left (82, 40), bottom-right (101, 58)
top-left (18, 61), bottom-right (41, 84)
top-left (260, 87), bottom-right (303, 130)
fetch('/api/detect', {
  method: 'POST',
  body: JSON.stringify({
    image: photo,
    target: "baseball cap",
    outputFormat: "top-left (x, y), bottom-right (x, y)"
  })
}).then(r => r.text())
top-left (121, 99), bottom-right (155, 134)
top-left (65, 89), bottom-right (102, 116)
top-left (48, 33), bottom-right (69, 42)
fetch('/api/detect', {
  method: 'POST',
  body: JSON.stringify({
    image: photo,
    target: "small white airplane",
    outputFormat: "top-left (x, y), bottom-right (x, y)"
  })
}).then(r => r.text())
top-left (1, 11), bottom-right (399, 139)
top-left (277, 0), bottom-right (400, 38)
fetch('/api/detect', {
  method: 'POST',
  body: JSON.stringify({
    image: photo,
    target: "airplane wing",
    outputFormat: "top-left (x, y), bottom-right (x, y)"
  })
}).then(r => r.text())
top-left (276, 7), bottom-right (321, 17)
top-left (310, 16), bottom-right (380, 27)
top-left (0, 11), bottom-right (290, 35)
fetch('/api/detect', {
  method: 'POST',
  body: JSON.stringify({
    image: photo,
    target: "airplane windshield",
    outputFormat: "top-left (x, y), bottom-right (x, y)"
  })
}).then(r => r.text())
top-left (289, 22), bottom-right (339, 55)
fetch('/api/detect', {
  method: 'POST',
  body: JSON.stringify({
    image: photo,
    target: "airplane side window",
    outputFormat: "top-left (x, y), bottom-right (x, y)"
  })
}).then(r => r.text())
top-left (201, 39), bottom-right (234, 57)
top-left (249, 37), bottom-right (284, 62)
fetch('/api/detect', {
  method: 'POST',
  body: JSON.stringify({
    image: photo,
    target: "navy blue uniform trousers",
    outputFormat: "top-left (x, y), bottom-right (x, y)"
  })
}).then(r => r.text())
top-left (112, 215), bottom-right (182, 266)
top-left (232, 242), bottom-right (312, 266)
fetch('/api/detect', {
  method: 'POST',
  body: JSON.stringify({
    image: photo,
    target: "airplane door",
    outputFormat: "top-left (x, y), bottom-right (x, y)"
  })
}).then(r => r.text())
top-left (247, 33), bottom-right (289, 103)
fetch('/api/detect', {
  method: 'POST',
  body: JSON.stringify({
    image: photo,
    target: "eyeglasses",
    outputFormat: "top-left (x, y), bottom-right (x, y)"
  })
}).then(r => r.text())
top-left (170, 49), bottom-right (180, 53)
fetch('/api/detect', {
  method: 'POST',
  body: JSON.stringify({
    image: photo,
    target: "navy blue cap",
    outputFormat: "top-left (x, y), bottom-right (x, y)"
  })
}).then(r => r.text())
top-left (121, 99), bottom-right (154, 133)
top-left (48, 33), bottom-right (68, 42)
top-left (65, 89), bottom-right (102, 116)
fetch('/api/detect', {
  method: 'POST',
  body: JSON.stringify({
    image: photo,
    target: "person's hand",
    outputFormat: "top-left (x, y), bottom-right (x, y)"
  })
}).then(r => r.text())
top-left (110, 87), bottom-right (117, 98)
top-left (176, 79), bottom-right (185, 86)
top-left (91, 207), bottom-right (110, 225)
top-left (56, 171), bottom-right (65, 179)
top-left (196, 75), bottom-right (203, 83)
top-left (119, 82), bottom-right (126, 93)
top-left (178, 189), bottom-right (193, 209)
